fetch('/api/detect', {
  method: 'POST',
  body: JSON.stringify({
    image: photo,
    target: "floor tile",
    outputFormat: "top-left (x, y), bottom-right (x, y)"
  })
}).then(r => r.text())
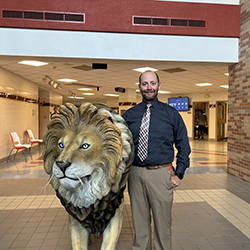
top-left (0, 140), bottom-right (250, 249)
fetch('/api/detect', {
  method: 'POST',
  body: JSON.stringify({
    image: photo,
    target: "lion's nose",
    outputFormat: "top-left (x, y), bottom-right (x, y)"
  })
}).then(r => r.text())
top-left (56, 161), bottom-right (71, 173)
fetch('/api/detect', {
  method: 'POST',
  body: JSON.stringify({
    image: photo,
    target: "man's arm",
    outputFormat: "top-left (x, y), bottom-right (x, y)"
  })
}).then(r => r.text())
top-left (172, 111), bottom-right (191, 185)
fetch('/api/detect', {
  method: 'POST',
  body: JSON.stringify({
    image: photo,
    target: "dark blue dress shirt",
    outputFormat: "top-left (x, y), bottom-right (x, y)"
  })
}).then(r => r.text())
top-left (122, 98), bottom-right (191, 176)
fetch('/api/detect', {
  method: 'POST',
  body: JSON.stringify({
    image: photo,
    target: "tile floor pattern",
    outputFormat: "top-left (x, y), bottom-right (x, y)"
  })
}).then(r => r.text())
top-left (0, 139), bottom-right (250, 249)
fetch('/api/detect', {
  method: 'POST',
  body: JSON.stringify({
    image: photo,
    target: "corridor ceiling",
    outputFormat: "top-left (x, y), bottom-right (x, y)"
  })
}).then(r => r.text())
top-left (0, 56), bottom-right (230, 103)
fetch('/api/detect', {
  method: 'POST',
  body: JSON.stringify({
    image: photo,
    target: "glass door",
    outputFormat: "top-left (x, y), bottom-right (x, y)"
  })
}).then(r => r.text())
top-left (193, 102), bottom-right (209, 140)
top-left (217, 101), bottom-right (227, 141)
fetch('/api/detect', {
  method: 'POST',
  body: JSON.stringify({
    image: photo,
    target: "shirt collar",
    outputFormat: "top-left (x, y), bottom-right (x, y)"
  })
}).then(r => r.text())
top-left (142, 98), bottom-right (159, 109)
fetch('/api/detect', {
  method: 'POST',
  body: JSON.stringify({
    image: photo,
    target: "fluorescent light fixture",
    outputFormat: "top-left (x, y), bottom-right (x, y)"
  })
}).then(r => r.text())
top-left (75, 96), bottom-right (85, 99)
top-left (82, 93), bottom-right (95, 96)
top-left (133, 67), bottom-right (158, 73)
top-left (58, 78), bottom-right (77, 83)
top-left (68, 96), bottom-right (75, 99)
top-left (220, 85), bottom-right (229, 89)
top-left (6, 87), bottom-right (14, 90)
top-left (158, 90), bottom-right (171, 94)
top-left (195, 83), bottom-right (213, 87)
top-left (18, 60), bottom-right (48, 67)
top-left (104, 94), bottom-right (119, 97)
top-left (135, 82), bottom-right (140, 85)
top-left (224, 73), bottom-right (229, 76)
top-left (78, 88), bottom-right (93, 91)
top-left (136, 89), bottom-right (140, 92)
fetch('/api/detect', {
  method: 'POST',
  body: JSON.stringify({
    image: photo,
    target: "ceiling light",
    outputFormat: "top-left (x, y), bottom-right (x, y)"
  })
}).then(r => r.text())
top-left (158, 90), bottom-right (171, 94)
top-left (78, 88), bottom-right (93, 91)
top-left (104, 94), bottom-right (119, 97)
top-left (57, 78), bottom-right (77, 83)
top-left (75, 96), bottom-right (85, 99)
top-left (53, 82), bottom-right (58, 88)
top-left (18, 60), bottom-right (48, 66)
top-left (68, 96), bottom-right (75, 99)
top-left (6, 87), bottom-right (14, 90)
top-left (220, 85), bottom-right (229, 89)
top-left (224, 73), bottom-right (229, 76)
top-left (44, 75), bottom-right (62, 89)
top-left (135, 82), bottom-right (139, 85)
top-left (82, 93), bottom-right (95, 96)
top-left (133, 67), bottom-right (158, 73)
top-left (48, 80), bottom-right (54, 86)
top-left (195, 83), bottom-right (213, 86)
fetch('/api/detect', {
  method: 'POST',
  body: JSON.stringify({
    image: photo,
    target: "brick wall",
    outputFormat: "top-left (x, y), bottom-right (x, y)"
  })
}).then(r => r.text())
top-left (228, 0), bottom-right (250, 182)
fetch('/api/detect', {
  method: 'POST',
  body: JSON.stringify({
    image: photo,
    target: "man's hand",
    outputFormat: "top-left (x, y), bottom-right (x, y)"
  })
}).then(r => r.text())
top-left (170, 175), bottom-right (181, 187)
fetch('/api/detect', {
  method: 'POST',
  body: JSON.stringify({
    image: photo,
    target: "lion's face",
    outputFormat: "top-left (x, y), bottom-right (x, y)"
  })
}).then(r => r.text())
top-left (43, 103), bottom-right (134, 210)
top-left (53, 126), bottom-right (102, 188)
top-left (52, 125), bottom-right (110, 207)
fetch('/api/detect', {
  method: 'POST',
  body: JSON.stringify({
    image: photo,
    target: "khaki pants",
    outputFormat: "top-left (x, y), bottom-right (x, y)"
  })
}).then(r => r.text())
top-left (128, 166), bottom-right (174, 250)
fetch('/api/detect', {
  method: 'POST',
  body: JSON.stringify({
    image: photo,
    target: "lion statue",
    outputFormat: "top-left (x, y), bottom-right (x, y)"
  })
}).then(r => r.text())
top-left (42, 102), bottom-right (134, 250)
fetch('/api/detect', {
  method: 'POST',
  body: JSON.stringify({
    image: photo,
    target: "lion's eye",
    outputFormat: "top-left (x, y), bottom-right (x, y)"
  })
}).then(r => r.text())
top-left (80, 143), bottom-right (90, 149)
top-left (58, 142), bottom-right (64, 148)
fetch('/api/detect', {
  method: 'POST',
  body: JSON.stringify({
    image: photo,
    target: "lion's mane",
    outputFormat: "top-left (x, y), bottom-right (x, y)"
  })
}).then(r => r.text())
top-left (43, 102), bottom-right (134, 237)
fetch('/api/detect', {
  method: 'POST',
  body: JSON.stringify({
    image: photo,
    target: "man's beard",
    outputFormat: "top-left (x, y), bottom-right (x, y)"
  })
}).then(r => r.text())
top-left (141, 89), bottom-right (158, 102)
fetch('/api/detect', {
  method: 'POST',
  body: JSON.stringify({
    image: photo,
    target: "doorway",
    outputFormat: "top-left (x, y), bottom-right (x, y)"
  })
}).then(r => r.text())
top-left (217, 101), bottom-right (228, 141)
top-left (193, 102), bottom-right (209, 140)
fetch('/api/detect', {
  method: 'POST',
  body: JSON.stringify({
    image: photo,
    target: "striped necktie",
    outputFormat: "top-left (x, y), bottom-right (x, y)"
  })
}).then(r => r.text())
top-left (137, 104), bottom-right (151, 162)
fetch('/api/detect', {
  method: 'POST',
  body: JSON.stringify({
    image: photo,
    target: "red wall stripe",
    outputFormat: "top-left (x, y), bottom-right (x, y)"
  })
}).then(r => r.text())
top-left (0, 0), bottom-right (240, 37)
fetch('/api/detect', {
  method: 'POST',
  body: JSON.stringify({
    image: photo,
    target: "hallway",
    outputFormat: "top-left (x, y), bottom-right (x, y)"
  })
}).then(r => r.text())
top-left (0, 140), bottom-right (250, 250)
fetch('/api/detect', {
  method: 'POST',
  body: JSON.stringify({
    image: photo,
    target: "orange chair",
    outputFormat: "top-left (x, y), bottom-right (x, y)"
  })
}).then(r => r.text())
top-left (7, 132), bottom-right (32, 162)
top-left (26, 129), bottom-right (43, 152)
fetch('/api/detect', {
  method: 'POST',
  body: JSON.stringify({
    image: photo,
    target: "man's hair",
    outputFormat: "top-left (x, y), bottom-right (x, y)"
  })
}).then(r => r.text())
top-left (139, 71), bottom-right (160, 84)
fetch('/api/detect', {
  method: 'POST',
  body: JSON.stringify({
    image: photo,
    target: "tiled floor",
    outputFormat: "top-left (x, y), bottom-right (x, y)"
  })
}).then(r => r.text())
top-left (1, 139), bottom-right (250, 250)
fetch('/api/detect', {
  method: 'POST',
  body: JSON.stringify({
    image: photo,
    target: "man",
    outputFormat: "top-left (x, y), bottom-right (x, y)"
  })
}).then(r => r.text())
top-left (197, 110), bottom-right (207, 139)
top-left (123, 71), bottom-right (191, 250)
top-left (50, 106), bottom-right (59, 119)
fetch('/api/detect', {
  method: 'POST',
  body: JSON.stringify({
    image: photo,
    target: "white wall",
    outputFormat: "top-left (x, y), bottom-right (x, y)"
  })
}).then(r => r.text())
top-left (0, 67), bottom-right (39, 160)
top-left (0, 68), bottom-right (63, 161)
top-left (0, 28), bottom-right (238, 63)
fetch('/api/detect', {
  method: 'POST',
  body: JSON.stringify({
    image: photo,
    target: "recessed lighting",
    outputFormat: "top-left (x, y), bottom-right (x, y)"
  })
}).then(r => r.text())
top-left (6, 87), bottom-right (14, 90)
top-left (158, 90), bottom-right (171, 94)
top-left (82, 93), bottom-right (95, 96)
top-left (78, 88), bottom-right (93, 91)
top-left (224, 73), bottom-right (229, 76)
top-left (53, 82), bottom-right (58, 88)
top-left (18, 60), bottom-right (48, 66)
top-left (104, 94), bottom-right (119, 97)
top-left (75, 96), bottom-right (85, 99)
top-left (133, 67), bottom-right (158, 73)
top-left (195, 83), bottom-right (213, 86)
top-left (57, 78), bottom-right (77, 83)
top-left (220, 85), bottom-right (229, 89)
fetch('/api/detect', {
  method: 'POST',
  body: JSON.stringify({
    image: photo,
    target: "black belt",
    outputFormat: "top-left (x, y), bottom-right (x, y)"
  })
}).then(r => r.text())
top-left (136, 163), bottom-right (172, 170)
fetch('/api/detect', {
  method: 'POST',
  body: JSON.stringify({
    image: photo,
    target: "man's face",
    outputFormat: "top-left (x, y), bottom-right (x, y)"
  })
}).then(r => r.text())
top-left (139, 72), bottom-right (161, 102)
